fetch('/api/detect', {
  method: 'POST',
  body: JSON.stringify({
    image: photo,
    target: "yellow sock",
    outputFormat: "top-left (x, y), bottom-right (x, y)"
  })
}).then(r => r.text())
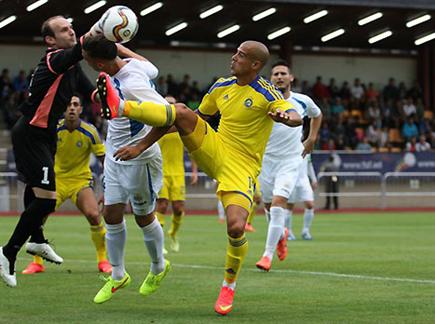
top-left (90, 223), bottom-right (107, 262)
top-left (168, 212), bottom-right (183, 237)
top-left (33, 255), bottom-right (43, 265)
top-left (247, 202), bottom-right (257, 225)
top-left (155, 211), bottom-right (165, 227)
top-left (223, 234), bottom-right (249, 284)
top-left (124, 101), bottom-right (176, 127)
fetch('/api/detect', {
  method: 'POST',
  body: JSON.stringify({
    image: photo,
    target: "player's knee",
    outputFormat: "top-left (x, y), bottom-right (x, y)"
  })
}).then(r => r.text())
top-left (157, 199), bottom-right (169, 213)
top-left (305, 201), bottom-right (314, 209)
top-left (227, 220), bottom-right (245, 238)
top-left (85, 210), bottom-right (101, 225)
top-left (172, 201), bottom-right (184, 215)
top-left (28, 198), bottom-right (56, 218)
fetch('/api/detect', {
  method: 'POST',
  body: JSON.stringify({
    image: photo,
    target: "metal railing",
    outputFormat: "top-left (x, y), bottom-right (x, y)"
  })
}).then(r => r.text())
top-left (1, 171), bottom-right (434, 211)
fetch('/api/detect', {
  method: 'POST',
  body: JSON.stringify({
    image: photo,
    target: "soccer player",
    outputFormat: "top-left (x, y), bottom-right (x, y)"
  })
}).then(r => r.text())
top-left (286, 154), bottom-right (318, 241)
top-left (81, 35), bottom-right (170, 304)
top-left (0, 16), bottom-right (101, 287)
top-left (96, 40), bottom-right (302, 315)
top-left (21, 94), bottom-right (111, 274)
top-left (256, 60), bottom-right (322, 272)
top-left (155, 95), bottom-right (198, 252)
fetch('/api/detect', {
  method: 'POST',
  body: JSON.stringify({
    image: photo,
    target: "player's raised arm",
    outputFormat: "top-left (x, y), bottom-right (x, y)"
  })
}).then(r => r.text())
top-left (268, 100), bottom-right (302, 127)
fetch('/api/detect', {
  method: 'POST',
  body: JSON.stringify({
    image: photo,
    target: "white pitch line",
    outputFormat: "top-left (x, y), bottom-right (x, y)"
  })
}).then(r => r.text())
top-left (48, 258), bottom-right (435, 285)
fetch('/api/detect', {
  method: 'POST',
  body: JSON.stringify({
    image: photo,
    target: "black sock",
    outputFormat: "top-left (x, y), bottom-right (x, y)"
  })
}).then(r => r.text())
top-left (23, 185), bottom-right (47, 244)
top-left (3, 198), bottom-right (56, 261)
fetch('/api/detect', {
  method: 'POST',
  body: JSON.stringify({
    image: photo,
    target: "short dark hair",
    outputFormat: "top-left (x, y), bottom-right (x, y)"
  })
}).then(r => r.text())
top-left (83, 35), bottom-right (117, 60)
top-left (71, 92), bottom-right (83, 105)
top-left (271, 60), bottom-right (291, 73)
top-left (41, 15), bottom-right (63, 38)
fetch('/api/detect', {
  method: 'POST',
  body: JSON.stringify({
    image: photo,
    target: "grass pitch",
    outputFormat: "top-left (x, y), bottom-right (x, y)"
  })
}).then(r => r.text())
top-left (1, 212), bottom-right (435, 323)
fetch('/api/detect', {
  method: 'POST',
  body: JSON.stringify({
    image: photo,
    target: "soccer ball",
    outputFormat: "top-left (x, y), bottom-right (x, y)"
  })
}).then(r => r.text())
top-left (100, 5), bottom-right (138, 43)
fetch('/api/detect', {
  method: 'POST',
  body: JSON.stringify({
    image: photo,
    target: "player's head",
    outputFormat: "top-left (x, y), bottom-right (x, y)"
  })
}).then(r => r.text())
top-left (165, 95), bottom-right (176, 104)
top-left (65, 94), bottom-right (83, 122)
top-left (82, 35), bottom-right (118, 72)
top-left (41, 16), bottom-right (77, 49)
top-left (231, 41), bottom-right (269, 77)
top-left (270, 60), bottom-right (294, 92)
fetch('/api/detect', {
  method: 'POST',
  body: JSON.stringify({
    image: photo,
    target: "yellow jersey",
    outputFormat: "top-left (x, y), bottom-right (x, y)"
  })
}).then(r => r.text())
top-left (158, 132), bottom-right (185, 176)
top-left (55, 119), bottom-right (105, 180)
top-left (198, 75), bottom-right (293, 166)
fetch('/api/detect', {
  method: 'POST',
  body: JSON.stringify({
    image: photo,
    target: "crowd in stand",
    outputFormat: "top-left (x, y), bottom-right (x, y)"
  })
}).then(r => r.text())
top-left (1, 67), bottom-right (434, 152)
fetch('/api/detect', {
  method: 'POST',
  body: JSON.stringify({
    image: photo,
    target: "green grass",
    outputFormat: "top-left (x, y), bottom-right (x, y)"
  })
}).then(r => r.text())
top-left (1, 212), bottom-right (435, 323)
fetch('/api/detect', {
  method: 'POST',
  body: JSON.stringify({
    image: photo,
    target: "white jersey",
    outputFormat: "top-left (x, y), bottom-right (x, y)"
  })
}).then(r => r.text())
top-left (263, 91), bottom-right (321, 161)
top-left (106, 59), bottom-right (166, 165)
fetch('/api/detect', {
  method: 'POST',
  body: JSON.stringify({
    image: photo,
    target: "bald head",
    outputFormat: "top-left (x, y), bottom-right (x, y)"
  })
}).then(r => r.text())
top-left (240, 40), bottom-right (270, 70)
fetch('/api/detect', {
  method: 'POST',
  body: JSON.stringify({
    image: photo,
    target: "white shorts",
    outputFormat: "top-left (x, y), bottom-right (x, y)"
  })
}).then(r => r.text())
top-left (259, 156), bottom-right (303, 203)
top-left (104, 157), bottom-right (163, 216)
top-left (288, 175), bottom-right (314, 203)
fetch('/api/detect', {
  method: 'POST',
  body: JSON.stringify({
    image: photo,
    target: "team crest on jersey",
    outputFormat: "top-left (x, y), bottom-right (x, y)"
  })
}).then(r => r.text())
top-left (76, 140), bottom-right (82, 148)
top-left (244, 98), bottom-right (253, 108)
top-left (223, 94), bottom-right (229, 100)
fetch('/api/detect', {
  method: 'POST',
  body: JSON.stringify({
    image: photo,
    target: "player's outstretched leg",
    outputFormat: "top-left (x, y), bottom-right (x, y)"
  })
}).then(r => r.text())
top-left (97, 72), bottom-right (120, 119)
top-left (97, 72), bottom-right (176, 127)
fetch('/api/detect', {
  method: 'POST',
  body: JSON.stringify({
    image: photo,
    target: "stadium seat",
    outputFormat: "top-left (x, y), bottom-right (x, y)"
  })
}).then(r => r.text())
top-left (423, 110), bottom-right (433, 120)
top-left (388, 129), bottom-right (403, 144)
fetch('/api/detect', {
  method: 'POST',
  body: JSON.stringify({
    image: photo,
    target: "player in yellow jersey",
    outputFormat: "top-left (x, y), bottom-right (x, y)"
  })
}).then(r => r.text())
top-left (155, 96), bottom-right (198, 252)
top-left (97, 40), bottom-right (302, 315)
top-left (22, 94), bottom-right (111, 274)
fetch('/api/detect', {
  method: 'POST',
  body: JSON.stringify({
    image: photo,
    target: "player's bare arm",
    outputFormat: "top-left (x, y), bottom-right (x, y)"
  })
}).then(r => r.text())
top-left (268, 109), bottom-right (302, 127)
top-left (302, 112), bottom-right (323, 157)
top-left (113, 126), bottom-right (174, 161)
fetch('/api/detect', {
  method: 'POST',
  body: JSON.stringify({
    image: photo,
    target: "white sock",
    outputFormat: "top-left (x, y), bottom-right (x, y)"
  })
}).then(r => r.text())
top-left (264, 208), bottom-right (271, 223)
top-left (141, 217), bottom-right (165, 274)
top-left (222, 279), bottom-right (236, 290)
top-left (303, 208), bottom-right (314, 232)
top-left (263, 206), bottom-right (285, 259)
top-left (284, 209), bottom-right (293, 231)
top-left (217, 201), bottom-right (225, 220)
top-left (106, 220), bottom-right (127, 280)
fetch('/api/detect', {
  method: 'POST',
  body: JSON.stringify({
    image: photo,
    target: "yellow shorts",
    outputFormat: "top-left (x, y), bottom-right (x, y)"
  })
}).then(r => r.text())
top-left (56, 177), bottom-right (93, 209)
top-left (159, 175), bottom-right (186, 201)
top-left (182, 118), bottom-right (258, 211)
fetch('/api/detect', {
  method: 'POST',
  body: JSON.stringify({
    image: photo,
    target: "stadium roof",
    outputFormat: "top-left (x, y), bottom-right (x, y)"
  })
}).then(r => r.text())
top-left (0, 0), bottom-right (435, 51)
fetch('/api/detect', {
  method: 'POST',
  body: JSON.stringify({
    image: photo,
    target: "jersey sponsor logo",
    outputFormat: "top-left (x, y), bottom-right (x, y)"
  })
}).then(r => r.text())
top-left (76, 140), bottom-right (83, 148)
top-left (244, 98), bottom-right (253, 108)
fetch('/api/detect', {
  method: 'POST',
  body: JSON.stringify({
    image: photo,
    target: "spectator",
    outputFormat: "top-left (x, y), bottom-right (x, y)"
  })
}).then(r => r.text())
top-left (365, 82), bottom-right (379, 102)
top-left (401, 117), bottom-right (419, 141)
top-left (416, 134), bottom-right (431, 152)
top-left (350, 78), bottom-right (364, 104)
top-left (330, 97), bottom-right (345, 117)
top-left (402, 97), bottom-right (416, 117)
top-left (311, 76), bottom-right (330, 102)
top-left (405, 136), bottom-right (417, 152)
top-left (155, 76), bottom-right (167, 96)
top-left (12, 70), bottom-right (28, 94)
top-left (383, 77), bottom-right (399, 103)
top-left (355, 137), bottom-right (372, 152)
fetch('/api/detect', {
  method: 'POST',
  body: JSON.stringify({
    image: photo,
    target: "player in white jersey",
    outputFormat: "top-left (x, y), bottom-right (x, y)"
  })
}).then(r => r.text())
top-left (286, 154), bottom-right (318, 241)
top-left (256, 60), bottom-right (322, 271)
top-left (82, 35), bottom-right (170, 304)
